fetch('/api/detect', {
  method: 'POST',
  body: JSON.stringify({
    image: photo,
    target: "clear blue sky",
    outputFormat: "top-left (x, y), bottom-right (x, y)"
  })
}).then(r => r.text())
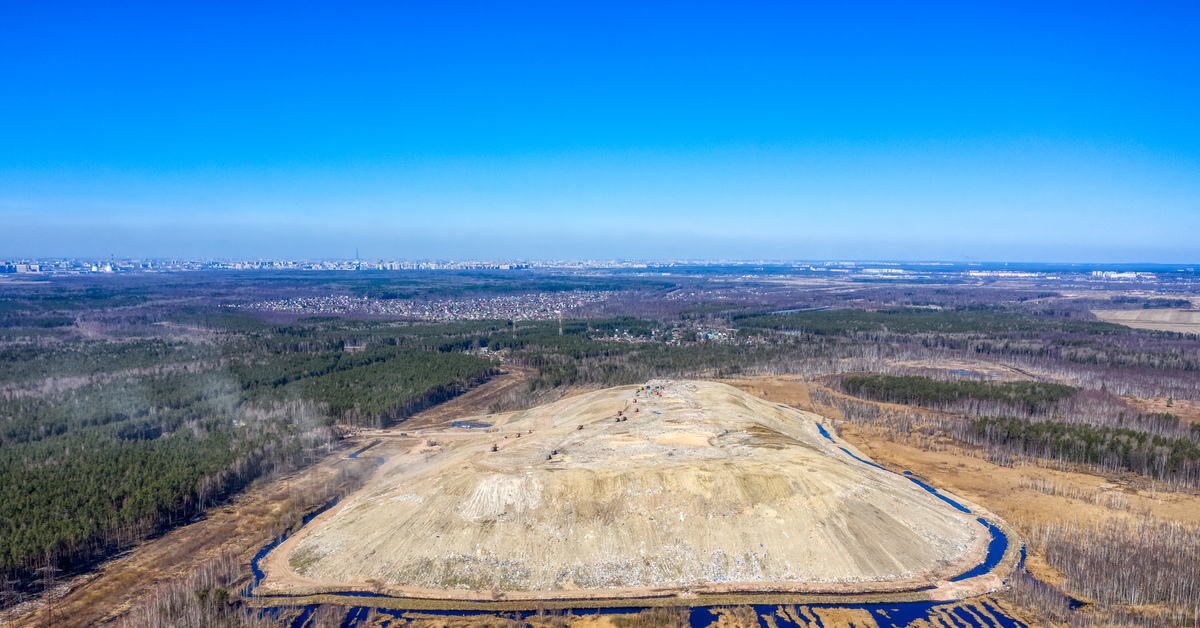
top-left (2, 1), bottom-right (1198, 261)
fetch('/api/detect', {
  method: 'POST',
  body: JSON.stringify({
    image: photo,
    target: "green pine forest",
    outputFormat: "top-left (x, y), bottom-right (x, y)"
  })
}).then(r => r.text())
top-left (841, 373), bottom-right (1077, 413)
top-left (0, 319), bottom-right (494, 576)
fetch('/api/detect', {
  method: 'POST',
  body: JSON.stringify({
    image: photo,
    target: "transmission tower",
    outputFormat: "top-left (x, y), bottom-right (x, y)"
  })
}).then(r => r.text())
top-left (36, 560), bottom-right (60, 628)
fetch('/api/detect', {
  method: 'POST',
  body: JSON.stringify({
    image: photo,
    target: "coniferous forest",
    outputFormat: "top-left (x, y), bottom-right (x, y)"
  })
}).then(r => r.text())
top-left (0, 298), bottom-right (495, 578)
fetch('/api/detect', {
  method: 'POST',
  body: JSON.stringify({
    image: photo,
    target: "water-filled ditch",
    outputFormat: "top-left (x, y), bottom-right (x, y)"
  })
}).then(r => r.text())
top-left (264, 598), bottom-right (1029, 628)
top-left (248, 423), bottom-right (1030, 626)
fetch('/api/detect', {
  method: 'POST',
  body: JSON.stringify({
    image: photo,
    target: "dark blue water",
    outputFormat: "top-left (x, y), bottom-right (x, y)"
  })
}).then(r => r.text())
top-left (246, 444), bottom-right (390, 596)
top-left (900, 474), bottom-right (973, 514)
top-left (815, 423), bottom-right (972, 514)
top-left (253, 417), bottom-right (1026, 627)
top-left (836, 446), bottom-right (890, 472)
top-left (261, 598), bottom-right (1029, 628)
top-left (768, 306), bottom-right (852, 315)
top-left (813, 419), bottom-right (1009, 583)
top-left (245, 497), bottom-right (341, 596)
top-left (816, 431), bottom-right (1006, 574)
top-left (952, 519), bottom-right (1008, 581)
top-left (347, 446), bottom-right (385, 467)
top-left (950, 369), bottom-right (1002, 379)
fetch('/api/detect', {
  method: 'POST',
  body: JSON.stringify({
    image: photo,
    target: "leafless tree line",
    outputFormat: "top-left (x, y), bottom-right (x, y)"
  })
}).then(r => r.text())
top-left (1005, 568), bottom-right (1075, 626)
top-left (988, 353), bottom-right (1200, 402)
top-left (1066, 606), bottom-right (1199, 628)
top-left (1023, 516), bottom-right (1200, 609)
top-left (780, 321), bottom-right (1200, 400)
top-left (1017, 476), bottom-right (1130, 511)
top-left (114, 550), bottom-right (254, 628)
top-left (607, 606), bottom-right (692, 628)
top-left (1016, 517), bottom-right (1200, 627)
top-left (1007, 569), bottom-right (1196, 628)
top-left (812, 388), bottom-right (1200, 490)
top-left (824, 372), bottom-right (1196, 441)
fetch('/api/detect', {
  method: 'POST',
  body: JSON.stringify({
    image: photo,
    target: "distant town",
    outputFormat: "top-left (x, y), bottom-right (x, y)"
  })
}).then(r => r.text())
top-left (236, 291), bottom-right (619, 320)
top-left (2, 257), bottom-right (1198, 288)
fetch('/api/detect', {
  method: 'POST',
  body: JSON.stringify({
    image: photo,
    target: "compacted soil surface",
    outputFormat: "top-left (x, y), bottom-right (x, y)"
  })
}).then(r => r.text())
top-left (260, 381), bottom-right (990, 600)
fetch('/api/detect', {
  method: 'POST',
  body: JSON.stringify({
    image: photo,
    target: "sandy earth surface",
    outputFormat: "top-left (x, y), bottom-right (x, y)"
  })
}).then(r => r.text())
top-left (887, 360), bottom-right (1033, 381)
top-left (1092, 308), bottom-right (1200, 334)
top-left (403, 367), bottom-right (536, 430)
top-left (260, 381), bottom-right (989, 599)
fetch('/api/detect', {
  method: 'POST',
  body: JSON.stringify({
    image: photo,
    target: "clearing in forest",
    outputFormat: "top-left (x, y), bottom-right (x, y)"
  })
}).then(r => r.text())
top-left (1092, 308), bottom-right (1200, 334)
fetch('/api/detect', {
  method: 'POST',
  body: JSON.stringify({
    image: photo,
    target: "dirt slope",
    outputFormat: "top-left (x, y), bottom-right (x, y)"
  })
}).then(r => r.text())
top-left (261, 381), bottom-right (986, 598)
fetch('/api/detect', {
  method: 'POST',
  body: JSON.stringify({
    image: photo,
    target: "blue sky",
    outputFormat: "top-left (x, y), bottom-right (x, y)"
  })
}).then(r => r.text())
top-left (2, 2), bottom-right (1198, 261)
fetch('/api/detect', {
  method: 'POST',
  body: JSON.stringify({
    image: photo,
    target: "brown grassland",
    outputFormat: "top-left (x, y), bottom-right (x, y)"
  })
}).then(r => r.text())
top-left (1091, 308), bottom-right (1200, 334)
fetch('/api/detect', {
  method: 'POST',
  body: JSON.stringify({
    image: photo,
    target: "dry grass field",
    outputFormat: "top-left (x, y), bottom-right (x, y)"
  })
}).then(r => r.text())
top-left (1092, 308), bottom-right (1200, 333)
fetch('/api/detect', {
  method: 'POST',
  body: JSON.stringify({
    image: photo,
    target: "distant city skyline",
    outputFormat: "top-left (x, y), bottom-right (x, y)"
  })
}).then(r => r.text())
top-left (3, 2), bottom-right (1198, 262)
top-left (4, 257), bottom-right (1196, 276)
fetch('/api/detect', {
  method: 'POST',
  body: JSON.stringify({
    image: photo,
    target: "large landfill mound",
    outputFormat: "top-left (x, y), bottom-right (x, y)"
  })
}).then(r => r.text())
top-left (264, 381), bottom-right (989, 599)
